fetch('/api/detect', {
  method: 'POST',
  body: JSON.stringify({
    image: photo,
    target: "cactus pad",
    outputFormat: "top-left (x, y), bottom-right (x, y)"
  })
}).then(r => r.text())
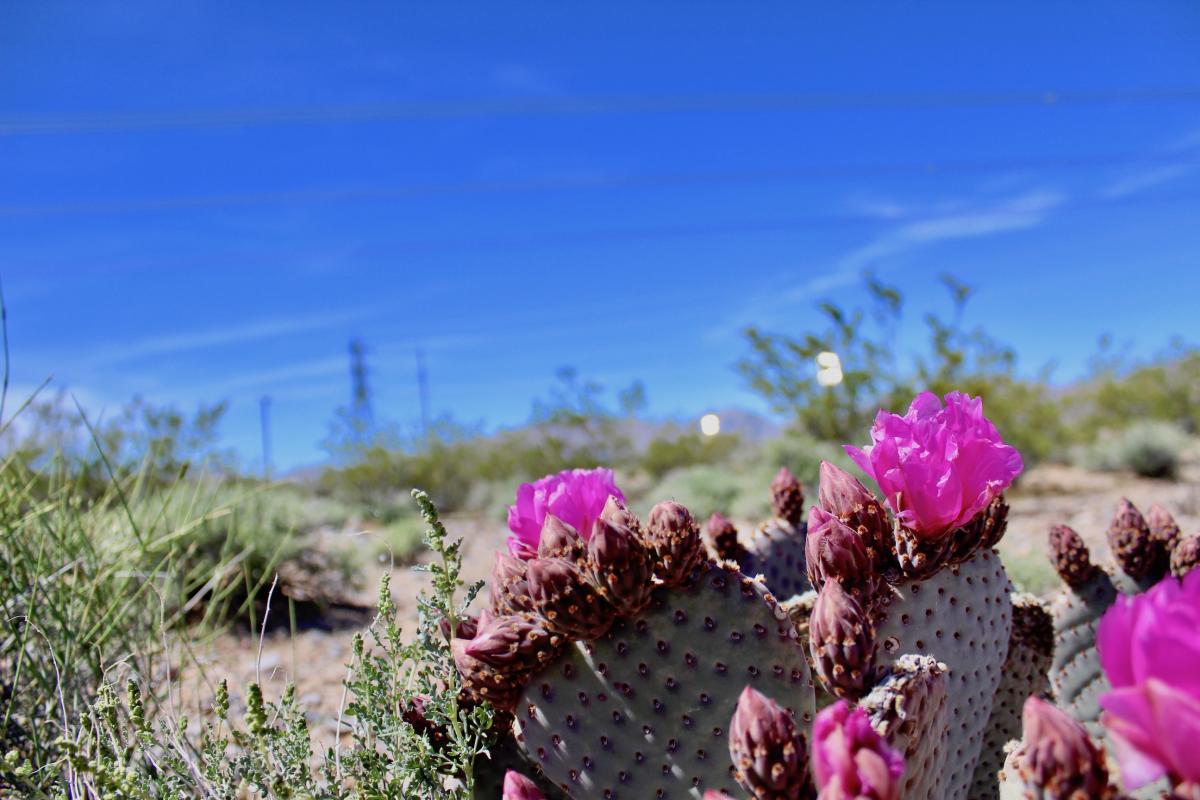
top-left (970, 594), bottom-right (1054, 799)
top-left (872, 550), bottom-right (1013, 800)
top-left (860, 653), bottom-right (949, 800)
top-left (512, 564), bottom-right (815, 799)
top-left (739, 518), bottom-right (812, 601)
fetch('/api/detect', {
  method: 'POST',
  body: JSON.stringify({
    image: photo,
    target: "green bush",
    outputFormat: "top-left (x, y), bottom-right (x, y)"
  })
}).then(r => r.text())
top-left (1073, 421), bottom-right (1191, 479)
top-left (639, 432), bottom-right (741, 480)
top-left (36, 493), bottom-right (495, 800)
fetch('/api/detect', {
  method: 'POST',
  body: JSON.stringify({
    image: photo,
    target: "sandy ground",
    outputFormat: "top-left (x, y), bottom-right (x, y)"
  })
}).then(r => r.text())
top-left (171, 464), bottom-right (1200, 754)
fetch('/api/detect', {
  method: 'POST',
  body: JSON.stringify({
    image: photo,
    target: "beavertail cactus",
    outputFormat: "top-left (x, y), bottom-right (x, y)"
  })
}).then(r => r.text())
top-left (1045, 500), bottom-right (1197, 736)
top-left (479, 489), bottom-right (820, 799)
top-left (998, 696), bottom-right (1116, 800)
top-left (811, 390), bottom-right (1022, 800)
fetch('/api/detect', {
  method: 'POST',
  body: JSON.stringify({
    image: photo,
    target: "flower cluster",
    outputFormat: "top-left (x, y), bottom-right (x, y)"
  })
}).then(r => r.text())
top-left (505, 467), bottom-right (624, 559)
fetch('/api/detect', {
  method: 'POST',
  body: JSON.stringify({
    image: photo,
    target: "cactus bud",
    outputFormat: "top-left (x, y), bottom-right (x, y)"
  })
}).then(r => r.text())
top-left (809, 579), bottom-right (874, 699)
top-left (538, 514), bottom-right (587, 563)
top-left (706, 511), bottom-right (745, 562)
top-left (947, 494), bottom-right (1010, 561)
top-left (645, 500), bottom-right (705, 587)
top-left (587, 518), bottom-right (655, 615)
top-left (812, 700), bottom-right (904, 800)
top-left (491, 552), bottom-right (535, 615)
top-left (891, 525), bottom-right (951, 580)
top-left (600, 494), bottom-right (642, 535)
top-left (526, 557), bottom-right (614, 639)
top-left (1107, 498), bottom-right (1167, 580)
top-left (728, 685), bottom-right (812, 800)
top-left (770, 466), bottom-right (805, 526)
top-left (1006, 696), bottom-right (1115, 799)
top-left (451, 637), bottom-right (526, 712)
top-left (402, 694), bottom-right (450, 747)
top-left (817, 462), bottom-right (892, 568)
top-left (502, 770), bottom-right (546, 800)
top-left (1171, 533), bottom-right (1200, 578)
top-left (702, 792), bottom-right (737, 800)
top-left (1047, 525), bottom-right (1097, 588)
top-left (464, 612), bottom-right (564, 670)
top-left (1147, 503), bottom-right (1182, 551)
top-left (439, 612), bottom-right (478, 642)
top-left (805, 507), bottom-right (873, 594)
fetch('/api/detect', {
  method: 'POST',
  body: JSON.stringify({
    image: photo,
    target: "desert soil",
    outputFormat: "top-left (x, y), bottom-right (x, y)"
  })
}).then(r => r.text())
top-left (171, 463), bottom-right (1199, 755)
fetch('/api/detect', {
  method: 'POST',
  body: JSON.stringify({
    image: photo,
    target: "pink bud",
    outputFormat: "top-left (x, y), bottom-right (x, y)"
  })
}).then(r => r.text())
top-left (809, 579), bottom-right (874, 699)
top-left (1172, 533), bottom-right (1200, 578)
top-left (770, 466), bottom-right (805, 526)
top-left (463, 613), bottom-right (562, 670)
top-left (646, 500), bottom-right (705, 586)
top-left (538, 514), bottom-right (587, 562)
top-left (1107, 498), bottom-right (1166, 580)
top-left (502, 770), bottom-right (546, 800)
top-left (706, 511), bottom-right (743, 562)
top-left (1047, 525), bottom-right (1096, 588)
top-left (1009, 696), bottom-right (1112, 798)
top-left (1146, 503), bottom-right (1181, 550)
top-left (812, 700), bottom-right (904, 800)
top-left (728, 686), bottom-right (811, 798)
top-left (526, 557), bottom-right (614, 639)
top-left (599, 493), bottom-right (642, 534)
top-left (587, 518), bottom-right (654, 615)
top-left (817, 461), bottom-right (891, 566)
top-left (805, 506), bottom-right (872, 593)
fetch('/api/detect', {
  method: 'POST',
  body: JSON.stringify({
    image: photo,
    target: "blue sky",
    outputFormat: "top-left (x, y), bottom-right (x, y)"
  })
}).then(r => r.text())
top-left (3, 2), bottom-right (1200, 470)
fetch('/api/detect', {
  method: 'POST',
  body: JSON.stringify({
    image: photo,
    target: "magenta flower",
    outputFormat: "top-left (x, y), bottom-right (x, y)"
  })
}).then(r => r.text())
top-left (1097, 570), bottom-right (1200, 789)
top-left (505, 467), bottom-right (624, 559)
top-left (812, 700), bottom-right (904, 800)
top-left (844, 391), bottom-right (1023, 540)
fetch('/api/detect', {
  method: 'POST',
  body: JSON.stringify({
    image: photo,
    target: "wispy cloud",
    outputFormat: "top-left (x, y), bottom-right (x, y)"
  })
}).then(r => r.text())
top-left (710, 188), bottom-right (1065, 339)
top-left (1099, 163), bottom-right (1193, 199)
top-left (797, 189), bottom-right (1063, 298)
top-left (86, 307), bottom-right (374, 367)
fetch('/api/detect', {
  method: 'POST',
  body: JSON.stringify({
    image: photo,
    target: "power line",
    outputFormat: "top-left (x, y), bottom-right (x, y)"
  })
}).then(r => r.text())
top-left (5, 86), bottom-right (1200, 134)
top-left (2, 149), bottom-right (1198, 218)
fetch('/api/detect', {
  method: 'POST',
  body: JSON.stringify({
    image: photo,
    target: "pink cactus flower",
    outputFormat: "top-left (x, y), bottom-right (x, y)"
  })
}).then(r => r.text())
top-left (844, 391), bottom-right (1023, 540)
top-left (812, 700), bottom-right (904, 800)
top-left (505, 467), bottom-right (624, 559)
top-left (1097, 570), bottom-right (1200, 789)
top-left (501, 770), bottom-right (545, 800)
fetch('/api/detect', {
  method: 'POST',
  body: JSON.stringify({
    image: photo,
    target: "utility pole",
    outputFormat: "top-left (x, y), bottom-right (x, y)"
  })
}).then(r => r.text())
top-left (415, 346), bottom-right (431, 446)
top-left (259, 395), bottom-right (272, 480)
top-left (348, 338), bottom-right (373, 446)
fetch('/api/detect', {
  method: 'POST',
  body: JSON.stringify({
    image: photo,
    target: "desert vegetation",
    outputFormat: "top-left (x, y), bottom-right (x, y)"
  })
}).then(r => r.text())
top-left (2, 273), bottom-right (1199, 798)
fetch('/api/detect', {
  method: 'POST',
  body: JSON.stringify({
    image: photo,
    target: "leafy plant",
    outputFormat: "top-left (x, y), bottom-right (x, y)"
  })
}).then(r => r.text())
top-left (43, 490), bottom-right (496, 800)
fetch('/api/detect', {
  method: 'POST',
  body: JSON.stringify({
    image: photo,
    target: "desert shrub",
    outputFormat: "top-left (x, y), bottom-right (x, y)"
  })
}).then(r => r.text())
top-left (1073, 421), bottom-right (1190, 479)
top-left (40, 493), bottom-right (495, 800)
top-left (739, 273), bottom-right (1065, 463)
top-left (639, 432), bottom-right (741, 480)
top-left (761, 428), bottom-right (854, 489)
top-left (1067, 338), bottom-right (1200, 439)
